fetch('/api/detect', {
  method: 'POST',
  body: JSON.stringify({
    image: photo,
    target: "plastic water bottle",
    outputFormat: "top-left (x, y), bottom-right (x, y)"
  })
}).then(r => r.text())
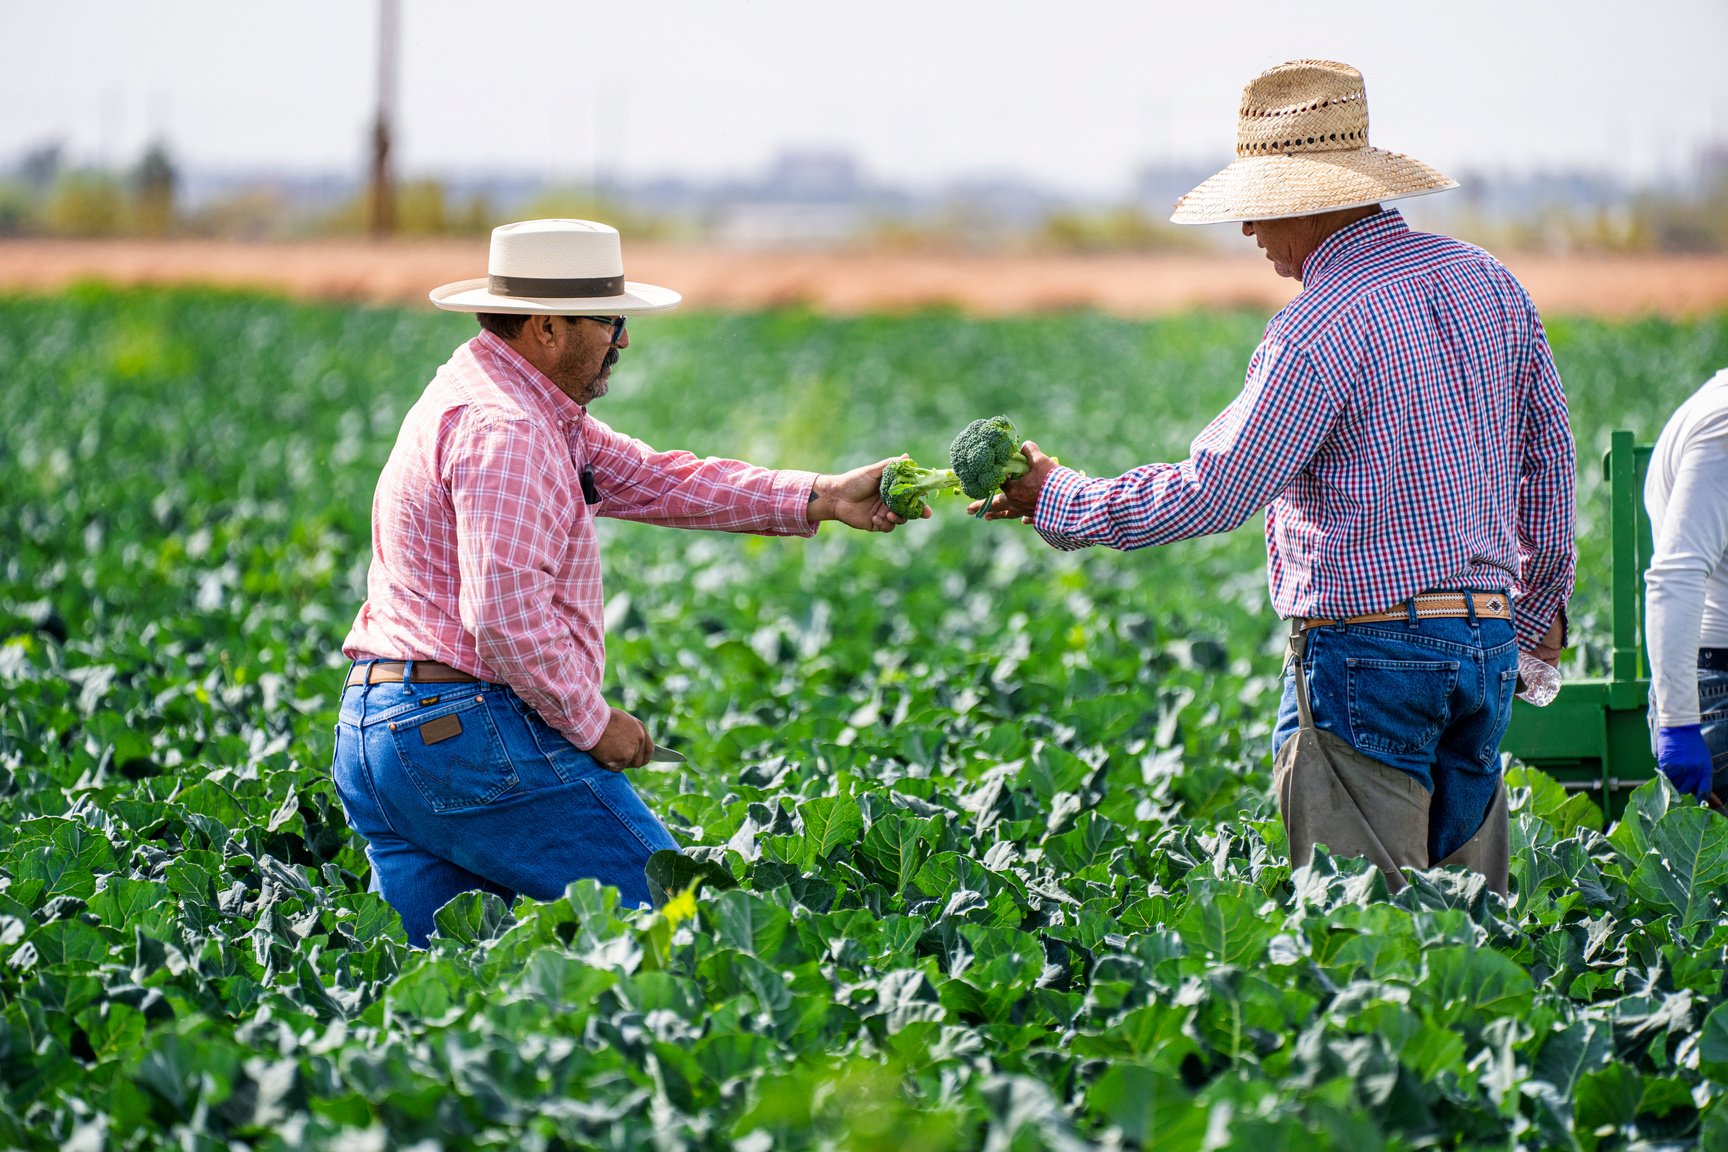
top-left (1516, 651), bottom-right (1561, 707)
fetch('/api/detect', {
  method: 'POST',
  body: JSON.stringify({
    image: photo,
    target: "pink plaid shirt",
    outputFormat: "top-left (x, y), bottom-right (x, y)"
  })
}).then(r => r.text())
top-left (344, 331), bottom-right (818, 749)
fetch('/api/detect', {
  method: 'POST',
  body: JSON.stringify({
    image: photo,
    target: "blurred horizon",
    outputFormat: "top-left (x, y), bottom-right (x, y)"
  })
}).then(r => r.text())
top-left (3, 1), bottom-right (1727, 253)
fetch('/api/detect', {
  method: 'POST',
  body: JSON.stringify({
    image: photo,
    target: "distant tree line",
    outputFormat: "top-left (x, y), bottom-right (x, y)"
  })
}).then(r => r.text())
top-left (4, 139), bottom-right (1728, 254)
top-left (0, 141), bottom-right (179, 238)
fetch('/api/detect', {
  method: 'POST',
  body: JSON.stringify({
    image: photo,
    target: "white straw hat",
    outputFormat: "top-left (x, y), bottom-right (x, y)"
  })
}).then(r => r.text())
top-left (429, 219), bottom-right (681, 315)
top-left (1171, 59), bottom-right (1457, 226)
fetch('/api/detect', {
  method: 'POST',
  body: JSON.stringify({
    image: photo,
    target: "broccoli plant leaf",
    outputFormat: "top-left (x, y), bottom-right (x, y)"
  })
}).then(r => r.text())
top-left (861, 813), bottom-right (934, 896)
top-left (794, 795), bottom-right (864, 871)
top-left (430, 891), bottom-right (515, 946)
top-left (1629, 805), bottom-right (1728, 930)
top-left (645, 849), bottom-right (740, 906)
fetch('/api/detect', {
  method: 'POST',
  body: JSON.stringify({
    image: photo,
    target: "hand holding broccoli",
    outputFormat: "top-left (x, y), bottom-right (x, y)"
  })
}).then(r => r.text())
top-left (959, 416), bottom-right (1062, 522)
top-left (879, 459), bottom-right (962, 519)
top-left (878, 415), bottom-right (1058, 524)
top-left (812, 459), bottom-right (930, 532)
top-left (968, 437), bottom-right (1058, 522)
top-left (949, 415), bottom-right (1034, 519)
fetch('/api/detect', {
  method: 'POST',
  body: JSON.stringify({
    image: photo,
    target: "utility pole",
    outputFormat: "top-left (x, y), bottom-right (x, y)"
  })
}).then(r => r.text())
top-left (367, 0), bottom-right (399, 238)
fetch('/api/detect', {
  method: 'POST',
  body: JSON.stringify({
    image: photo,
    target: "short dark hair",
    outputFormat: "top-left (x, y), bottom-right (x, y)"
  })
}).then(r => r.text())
top-left (476, 312), bottom-right (529, 340)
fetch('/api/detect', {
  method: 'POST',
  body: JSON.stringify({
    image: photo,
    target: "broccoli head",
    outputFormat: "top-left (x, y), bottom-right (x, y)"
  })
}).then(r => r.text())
top-left (879, 458), bottom-right (961, 519)
top-left (949, 415), bottom-right (1031, 516)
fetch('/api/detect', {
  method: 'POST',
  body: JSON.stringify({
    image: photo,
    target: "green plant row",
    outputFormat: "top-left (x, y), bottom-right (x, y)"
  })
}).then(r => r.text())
top-left (2, 288), bottom-right (1727, 1149)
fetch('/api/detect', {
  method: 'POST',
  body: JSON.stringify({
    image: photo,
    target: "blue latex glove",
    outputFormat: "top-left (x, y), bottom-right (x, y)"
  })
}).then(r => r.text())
top-left (1657, 725), bottom-right (1714, 799)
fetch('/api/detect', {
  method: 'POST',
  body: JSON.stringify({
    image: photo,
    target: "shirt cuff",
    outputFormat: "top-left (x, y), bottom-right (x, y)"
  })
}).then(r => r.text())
top-left (774, 468), bottom-right (822, 538)
top-left (563, 689), bottom-right (612, 751)
top-left (1031, 466), bottom-right (1097, 551)
top-left (1513, 593), bottom-right (1565, 651)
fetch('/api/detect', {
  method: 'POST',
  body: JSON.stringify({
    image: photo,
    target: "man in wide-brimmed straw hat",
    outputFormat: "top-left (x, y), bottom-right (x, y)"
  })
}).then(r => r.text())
top-left (331, 219), bottom-right (923, 946)
top-left (978, 59), bottom-right (1576, 893)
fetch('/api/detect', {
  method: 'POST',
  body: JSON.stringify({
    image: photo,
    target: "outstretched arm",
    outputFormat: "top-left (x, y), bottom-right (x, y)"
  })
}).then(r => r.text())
top-left (975, 340), bottom-right (1341, 552)
top-left (584, 417), bottom-right (919, 535)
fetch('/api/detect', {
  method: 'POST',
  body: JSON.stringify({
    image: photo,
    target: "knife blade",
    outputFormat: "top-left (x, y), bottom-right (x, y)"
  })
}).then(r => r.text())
top-left (649, 746), bottom-right (686, 764)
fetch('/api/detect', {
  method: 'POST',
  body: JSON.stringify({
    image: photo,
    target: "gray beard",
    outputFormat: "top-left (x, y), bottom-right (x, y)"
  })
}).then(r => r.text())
top-left (587, 347), bottom-right (619, 398)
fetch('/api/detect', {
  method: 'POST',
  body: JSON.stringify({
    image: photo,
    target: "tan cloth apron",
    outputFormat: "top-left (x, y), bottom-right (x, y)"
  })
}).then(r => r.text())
top-left (1272, 623), bottom-right (1509, 896)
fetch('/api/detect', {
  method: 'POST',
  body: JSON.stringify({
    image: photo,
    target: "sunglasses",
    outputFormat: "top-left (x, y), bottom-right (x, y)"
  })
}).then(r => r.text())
top-left (574, 315), bottom-right (626, 344)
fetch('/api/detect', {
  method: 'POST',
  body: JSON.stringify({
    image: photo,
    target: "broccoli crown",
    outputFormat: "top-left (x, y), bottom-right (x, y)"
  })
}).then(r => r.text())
top-left (949, 415), bottom-right (1029, 501)
top-left (879, 458), bottom-right (959, 519)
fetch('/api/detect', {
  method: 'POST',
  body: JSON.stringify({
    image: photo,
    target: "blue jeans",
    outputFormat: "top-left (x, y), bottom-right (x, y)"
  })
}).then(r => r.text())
top-left (1272, 615), bottom-right (1519, 862)
top-left (330, 667), bottom-right (677, 946)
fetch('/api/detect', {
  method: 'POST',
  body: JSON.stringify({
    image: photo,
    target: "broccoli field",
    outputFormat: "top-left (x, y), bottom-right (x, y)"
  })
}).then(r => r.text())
top-left (5, 285), bottom-right (1728, 1149)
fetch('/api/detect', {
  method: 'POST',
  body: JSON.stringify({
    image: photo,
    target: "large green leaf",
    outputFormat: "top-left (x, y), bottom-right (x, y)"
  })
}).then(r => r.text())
top-left (859, 812), bottom-right (934, 895)
top-left (1085, 1064), bottom-right (1209, 1150)
top-left (430, 891), bottom-right (515, 946)
top-left (1176, 883), bottom-right (1273, 968)
top-left (794, 795), bottom-right (864, 870)
top-left (7, 820), bottom-right (119, 907)
top-left (22, 920), bottom-right (111, 971)
top-left (1700, 1002), bottom-right (1728, 1079)
top-left (645, 848), bottom-right (740, 906)
top-left (706, 889), bottom-right (795, 964)
top-left (1417, 945), bottom-right (1535, 1026)
top-left (1629, 804), bottom-right (1728, 929)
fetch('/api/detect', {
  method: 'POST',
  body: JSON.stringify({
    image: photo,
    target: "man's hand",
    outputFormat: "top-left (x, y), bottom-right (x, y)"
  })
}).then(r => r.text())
top-left (589, 706), bottom-right (654, 772)
top-left (1530, 612), bottom-right (1566, 668)
top-left (808, 458), bottom-right (930, 532)
top-left (968, 441), bottom-right (1059, 522)
top-left (1657, 724), bottom-right (1714, 800)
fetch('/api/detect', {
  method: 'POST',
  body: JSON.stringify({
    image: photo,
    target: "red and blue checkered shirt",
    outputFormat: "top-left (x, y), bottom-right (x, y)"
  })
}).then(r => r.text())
top-left (344, 331), bottom-right (818, 749)
top-left (1034, 209), bottom-right (1576, 650)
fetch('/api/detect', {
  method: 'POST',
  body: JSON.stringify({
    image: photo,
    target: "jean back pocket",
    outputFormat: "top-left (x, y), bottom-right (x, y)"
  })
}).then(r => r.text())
top-left (1345, 656), bottom-right (1460, 757)
top-left (385, 694), bottom-right (519, 813)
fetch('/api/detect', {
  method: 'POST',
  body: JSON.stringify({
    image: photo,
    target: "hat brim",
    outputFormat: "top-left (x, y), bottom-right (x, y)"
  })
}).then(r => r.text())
top-left (1170, 148), bottom-right (1457, 226)
top-left (428, 278), bottom-right (682, 315)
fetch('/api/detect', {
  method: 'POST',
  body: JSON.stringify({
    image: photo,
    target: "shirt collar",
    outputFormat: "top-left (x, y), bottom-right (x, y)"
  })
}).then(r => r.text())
top-left (471, 329), bottom-right (587, 426)
top-left (1301, 208), bottom-right (1408, 283)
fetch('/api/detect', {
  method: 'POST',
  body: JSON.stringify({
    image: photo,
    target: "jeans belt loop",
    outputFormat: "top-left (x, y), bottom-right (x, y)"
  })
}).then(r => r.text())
top-left (1404, 597), bottom-right (1419, 627)
top-left (401, 658), bottom-right (414, 690)
top-left (1465, 589), bottom-right (1478, 626)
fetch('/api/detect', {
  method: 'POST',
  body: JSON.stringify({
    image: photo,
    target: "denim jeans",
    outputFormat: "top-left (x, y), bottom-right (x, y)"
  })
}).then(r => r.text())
top-left (330, 666), bottom-right (677, 946)
top-left (1272, 615), bottom-right (1519, 862)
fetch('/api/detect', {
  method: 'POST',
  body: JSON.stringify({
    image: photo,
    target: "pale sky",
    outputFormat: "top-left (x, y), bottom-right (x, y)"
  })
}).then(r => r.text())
top-left (2, 0), bottom-right (1724, 198)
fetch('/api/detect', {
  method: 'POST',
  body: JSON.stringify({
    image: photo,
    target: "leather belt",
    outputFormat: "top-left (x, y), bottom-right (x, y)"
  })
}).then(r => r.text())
top-left (1297, 591), bottom-right (1512, 632)
top-left (345, 660), bottom-right (482, 688)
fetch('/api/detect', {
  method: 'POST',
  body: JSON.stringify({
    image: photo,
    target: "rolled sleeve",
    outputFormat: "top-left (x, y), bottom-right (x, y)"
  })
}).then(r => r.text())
top-left (1033, 466), bottom-right (1104, 551)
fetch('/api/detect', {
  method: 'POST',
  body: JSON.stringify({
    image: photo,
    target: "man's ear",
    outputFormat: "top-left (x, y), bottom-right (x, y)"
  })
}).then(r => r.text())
top-left (531, 314), bottom-right (559, 348)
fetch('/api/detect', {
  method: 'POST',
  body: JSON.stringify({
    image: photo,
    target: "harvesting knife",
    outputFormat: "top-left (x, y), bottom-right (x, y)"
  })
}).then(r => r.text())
top-left (649, 746), bottom-right (687, 764)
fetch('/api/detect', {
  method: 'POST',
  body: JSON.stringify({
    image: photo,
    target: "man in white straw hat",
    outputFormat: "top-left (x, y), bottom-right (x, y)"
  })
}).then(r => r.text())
top-left (331, 219), bottom-right (921, 946)
top-left (976, 60), bottom-right (1577, 893)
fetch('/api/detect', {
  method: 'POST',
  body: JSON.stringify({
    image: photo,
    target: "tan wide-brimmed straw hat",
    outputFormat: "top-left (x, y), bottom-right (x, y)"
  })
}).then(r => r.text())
top-left (1171, 59), bottom-right (1457, 226)
top-left (430, 219), bottom-right (681, 315)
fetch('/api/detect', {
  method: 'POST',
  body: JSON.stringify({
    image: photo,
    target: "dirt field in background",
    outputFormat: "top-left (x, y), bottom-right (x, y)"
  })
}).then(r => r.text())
top-left (3, 237), bottom-right (1728, 318)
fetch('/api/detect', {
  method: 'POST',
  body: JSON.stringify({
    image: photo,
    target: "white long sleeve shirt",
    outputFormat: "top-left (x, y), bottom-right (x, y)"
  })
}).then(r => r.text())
top-left (1644, 368), bottom-right (1728, 726)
